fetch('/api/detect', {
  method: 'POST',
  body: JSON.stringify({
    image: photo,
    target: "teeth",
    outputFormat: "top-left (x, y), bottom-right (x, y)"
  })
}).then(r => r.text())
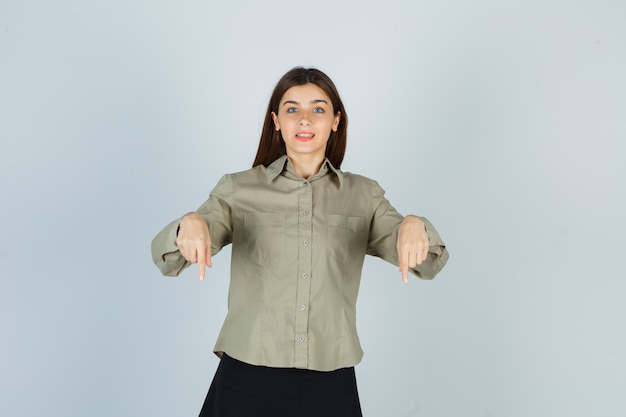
top-left (297, 133), bottom-right (314, 138)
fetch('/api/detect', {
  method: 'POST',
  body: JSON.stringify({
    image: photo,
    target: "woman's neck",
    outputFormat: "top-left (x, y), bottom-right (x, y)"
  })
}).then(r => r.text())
top-left (288, 153), bottom-right (325, 179)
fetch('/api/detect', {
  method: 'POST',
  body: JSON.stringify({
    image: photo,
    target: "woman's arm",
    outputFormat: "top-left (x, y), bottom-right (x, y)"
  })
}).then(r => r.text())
top-left (367, 181), bottom-right (449, 283)
top-left (151, 174), bottom-right (234, 280)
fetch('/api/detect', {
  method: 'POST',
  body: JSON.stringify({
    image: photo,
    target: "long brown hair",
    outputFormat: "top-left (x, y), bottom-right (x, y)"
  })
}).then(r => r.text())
top-left (253, 67), bottom-right (348, 168)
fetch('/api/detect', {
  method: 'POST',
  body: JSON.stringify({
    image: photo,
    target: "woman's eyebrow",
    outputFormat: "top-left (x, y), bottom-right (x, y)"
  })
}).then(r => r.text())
top-left (282, 99), bottom-right (329, 106)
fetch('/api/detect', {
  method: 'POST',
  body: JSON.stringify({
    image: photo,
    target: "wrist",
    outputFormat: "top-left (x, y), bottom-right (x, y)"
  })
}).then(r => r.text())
top-left (402, 214), bottom-right (422, 223)
top-left (181, 211), bottom-right (201, 224)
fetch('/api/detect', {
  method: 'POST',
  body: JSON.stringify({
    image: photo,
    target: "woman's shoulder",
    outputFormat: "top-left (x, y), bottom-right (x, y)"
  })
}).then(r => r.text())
top-left (207, 165), bottom-right (266, 194)
top-left (219, 164), bottom-right (268, 182)
top-left (339, 169), bottom-right (382, 188)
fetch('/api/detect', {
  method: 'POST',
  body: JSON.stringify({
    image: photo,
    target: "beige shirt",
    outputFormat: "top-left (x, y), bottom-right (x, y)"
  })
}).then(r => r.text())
top-left (151, 155), bottom-right (449, 371)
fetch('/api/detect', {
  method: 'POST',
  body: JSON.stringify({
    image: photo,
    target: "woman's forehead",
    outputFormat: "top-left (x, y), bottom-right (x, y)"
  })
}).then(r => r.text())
top-left (281, 84), bottom-right (331, 103)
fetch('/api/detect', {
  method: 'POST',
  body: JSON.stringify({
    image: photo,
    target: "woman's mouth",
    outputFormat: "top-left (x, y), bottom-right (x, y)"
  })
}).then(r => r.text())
top-left (296, 132), bottom-right (315, 141)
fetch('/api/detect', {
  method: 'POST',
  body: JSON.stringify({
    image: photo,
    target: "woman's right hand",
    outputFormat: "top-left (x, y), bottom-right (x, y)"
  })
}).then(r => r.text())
top-left (176, 212), bottom-right (212, 281)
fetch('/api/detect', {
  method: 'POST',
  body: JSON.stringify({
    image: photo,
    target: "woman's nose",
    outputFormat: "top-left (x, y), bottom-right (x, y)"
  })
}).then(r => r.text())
top-left (299, 113), bottom-right (311, 126)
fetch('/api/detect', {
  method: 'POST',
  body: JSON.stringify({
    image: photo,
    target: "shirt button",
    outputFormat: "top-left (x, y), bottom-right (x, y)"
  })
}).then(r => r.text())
top-left (300, 304), bottom-right (306, 311)
top-left (303, 210), bottom-right (309, 216)
top-left (303, 240), bottom-right (309, 246)
top-left (299, 336), bottom-right (305, 342)
top-left (302, 273), bottom-right (307, 279)
top-left (303, 182), bottom-right (309, 187)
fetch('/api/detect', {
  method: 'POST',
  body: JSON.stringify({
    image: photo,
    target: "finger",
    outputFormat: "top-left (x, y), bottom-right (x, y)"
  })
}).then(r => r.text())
top-left (177, 239), bottom-right (195, 263)
top-left (401, 266), bottom-right (409, 285)
top-left (421, 243), bottom-right (429, 265)
top-left (414, 241), bottom-right (425, 266)
top-left (404, 250), bottom-right (417, 283)
top-left (197, 248), bottom-right (206, 281)
top-left (205, 244), bottom-right (212, 268)
top-left (415, 249), bottom-right (423, 266)
top-left (400, 254), bottom-right (409, 285)
top-left (187, 247), bottom-right (198, 264)
top-left (398, 247), bottom-right (409, 285)
top-left (409, 248), bottom-right (419, 267)
top-left (409, 250), bottom-right (418, 269)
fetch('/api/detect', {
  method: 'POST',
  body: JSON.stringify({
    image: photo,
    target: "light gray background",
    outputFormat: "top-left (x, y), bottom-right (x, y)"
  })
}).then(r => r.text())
top-left (1, 1), bottom-right (625, 416)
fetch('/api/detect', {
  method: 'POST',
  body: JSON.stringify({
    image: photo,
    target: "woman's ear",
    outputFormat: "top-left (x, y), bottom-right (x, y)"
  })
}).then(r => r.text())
top-left (332, 111), bottom-right (341, 132)
top-left (271, 112), bottom-right (280, 131)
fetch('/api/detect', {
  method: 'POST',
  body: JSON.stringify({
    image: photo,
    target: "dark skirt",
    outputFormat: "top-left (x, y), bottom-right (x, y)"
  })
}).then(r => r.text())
top-left (199, 354), bottom-right (363, 417)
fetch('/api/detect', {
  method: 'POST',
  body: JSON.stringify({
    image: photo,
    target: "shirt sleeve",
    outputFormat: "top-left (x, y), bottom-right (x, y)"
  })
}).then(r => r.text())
top-left (366, 180), bottom-right (449, 280)
top-left (150, 174), bottom-right (234, 277)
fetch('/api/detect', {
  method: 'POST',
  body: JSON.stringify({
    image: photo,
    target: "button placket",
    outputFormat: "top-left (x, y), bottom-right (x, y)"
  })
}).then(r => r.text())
top-left (294, 178), bottom-right (313, 368)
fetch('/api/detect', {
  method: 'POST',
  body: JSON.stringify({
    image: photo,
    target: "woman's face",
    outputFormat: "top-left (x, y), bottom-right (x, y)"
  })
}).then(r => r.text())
top-left (272, 83), bottom-right (341, 163)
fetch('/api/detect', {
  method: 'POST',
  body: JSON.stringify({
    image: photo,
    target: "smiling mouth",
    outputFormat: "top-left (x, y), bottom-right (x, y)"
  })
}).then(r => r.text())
top-left (296, 133), bottom-right (315, 141)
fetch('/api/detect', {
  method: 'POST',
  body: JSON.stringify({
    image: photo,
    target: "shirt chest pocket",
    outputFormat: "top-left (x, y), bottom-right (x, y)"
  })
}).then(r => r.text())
top-left (243, 212), bottom-right (287, 264)
top-left (326, 215), bottom-right (368, 264)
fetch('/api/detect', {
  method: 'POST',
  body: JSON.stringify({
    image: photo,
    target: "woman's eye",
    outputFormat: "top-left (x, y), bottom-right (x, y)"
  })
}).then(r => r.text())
top-left (313, 107), bottom-right (325, 113)
top-left (287, 107), bottom-right (298, 113)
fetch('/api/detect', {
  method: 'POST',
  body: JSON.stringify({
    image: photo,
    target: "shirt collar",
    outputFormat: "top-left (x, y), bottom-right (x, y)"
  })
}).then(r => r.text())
top-left (265, 155), bottom-right (344, 189)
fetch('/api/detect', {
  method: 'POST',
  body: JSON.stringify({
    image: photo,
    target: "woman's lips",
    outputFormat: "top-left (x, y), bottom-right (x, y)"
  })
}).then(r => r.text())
top-left (296, 132), bottom-right (315, 141)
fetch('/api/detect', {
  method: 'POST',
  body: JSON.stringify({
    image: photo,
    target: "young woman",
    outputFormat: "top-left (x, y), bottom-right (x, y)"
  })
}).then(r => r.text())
top-left (151, 67), bottom-right (449, 417)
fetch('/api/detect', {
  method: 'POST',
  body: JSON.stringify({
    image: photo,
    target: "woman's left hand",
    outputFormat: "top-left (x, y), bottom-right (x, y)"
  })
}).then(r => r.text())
top-left (396, 215), bottom-right (429, 284)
